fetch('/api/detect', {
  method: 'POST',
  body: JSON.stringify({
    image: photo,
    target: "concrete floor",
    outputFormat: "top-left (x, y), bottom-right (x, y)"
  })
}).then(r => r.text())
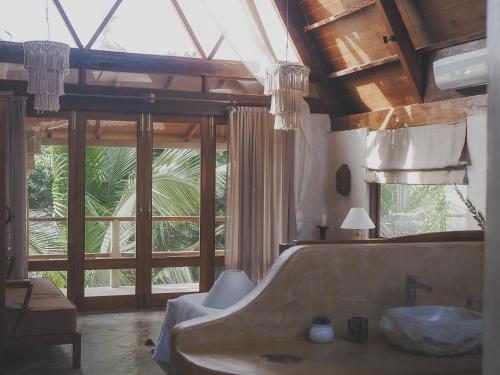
top-left (6, 310), bottom-right (166, 375)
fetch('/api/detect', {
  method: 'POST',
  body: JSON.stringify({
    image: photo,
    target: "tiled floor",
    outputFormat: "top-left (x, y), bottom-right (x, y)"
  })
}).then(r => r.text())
top-left (6, 310), bottom-right (166, 375)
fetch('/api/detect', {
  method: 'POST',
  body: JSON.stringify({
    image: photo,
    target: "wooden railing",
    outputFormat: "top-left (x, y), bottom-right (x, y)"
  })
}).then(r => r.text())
top-left (28, 216), bottom-right (225, 287)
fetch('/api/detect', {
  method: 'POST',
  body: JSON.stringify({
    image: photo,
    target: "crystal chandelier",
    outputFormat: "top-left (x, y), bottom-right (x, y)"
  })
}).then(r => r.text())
top-left (23, 1), bottom-right (70, 112)
top-left (264, 0), bottom-right (310, 130)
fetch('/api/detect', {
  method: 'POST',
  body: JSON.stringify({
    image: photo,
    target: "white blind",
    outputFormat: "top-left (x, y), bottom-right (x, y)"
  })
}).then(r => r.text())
top-left (365, 122), bottom-right (467, 184)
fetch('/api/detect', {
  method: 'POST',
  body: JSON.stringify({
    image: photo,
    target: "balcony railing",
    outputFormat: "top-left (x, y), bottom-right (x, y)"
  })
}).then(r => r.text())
top-left (28, 216), bottom-right (225, 288)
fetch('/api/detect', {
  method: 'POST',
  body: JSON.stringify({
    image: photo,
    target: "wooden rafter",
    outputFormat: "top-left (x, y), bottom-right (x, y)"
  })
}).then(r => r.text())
top-left (327, 55), bottom-right (399, 79)
top-left (375, 0), bottom-right (423, 101)
top-left (163, 76), bottom-right (175, 90)
top-left (0, 41), bottom-right (254, 79)
top-left (52, 0), bottom-right (84, 48)
top-left (170, 0), bottom-right (207, 59)
top-left (304, 0), bottom-right (375, 32)
top-left (208, 35), bottom-right (224, 60)
top-left (86, 0), bottom-right (124, 49)
top-left (184, 123), bottom-right (199, 142)
top-left (272, 0), bottom-right (340, 114)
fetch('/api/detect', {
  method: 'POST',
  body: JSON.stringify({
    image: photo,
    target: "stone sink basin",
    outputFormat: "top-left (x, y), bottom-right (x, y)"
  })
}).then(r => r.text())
top-left (380, 306), bottom-right (482, 356)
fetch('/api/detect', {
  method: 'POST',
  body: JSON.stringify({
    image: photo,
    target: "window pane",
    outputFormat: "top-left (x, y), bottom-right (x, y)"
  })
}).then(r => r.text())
top-left (152, 267), bottom-right (199, 294)
top-left (213, 38), bottom-right (240, 61)
top-left (84, 268), bottom-right (135, 297)
top-left (27, 117), bottom-right (69, 258)
top-left (58, 0), bottom-right (117, 46)
top-left (379, 184), bottom-right (473, 238)
top-left (152, 121), bottom-right (201, 255)
top-left (178, 0), bottom-right (222, 57)
top-left (215, 127), bottom-right (228, 251)
top-left (85, 120), bottom-right (137, 259)
top-left (93, 0), bottom-right (199, 57)
top-left (0, 0), bottom-right (76, 46)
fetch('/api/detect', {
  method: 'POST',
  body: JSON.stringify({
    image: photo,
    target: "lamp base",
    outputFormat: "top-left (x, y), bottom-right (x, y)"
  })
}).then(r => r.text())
top-left (318, 226), bottom-right (330, 240)
top-left (355, 229), bottom-right (363, 240)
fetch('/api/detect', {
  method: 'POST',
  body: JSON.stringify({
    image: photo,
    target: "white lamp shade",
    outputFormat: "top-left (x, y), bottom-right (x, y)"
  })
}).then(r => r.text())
top-left (341, 208), bottom-right (375, 230)
top-left (202, 270), bottom-right (254, 309)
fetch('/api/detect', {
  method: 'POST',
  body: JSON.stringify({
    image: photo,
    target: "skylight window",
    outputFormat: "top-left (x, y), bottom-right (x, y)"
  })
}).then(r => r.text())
top-left (58, 0), bottom-right (116, 47)
top-left (0, 0), bottom-right (299, 63)
top-left (93, 0), bottom-right (199, 57)
top-left (0, 0), bottom-right (75, 46)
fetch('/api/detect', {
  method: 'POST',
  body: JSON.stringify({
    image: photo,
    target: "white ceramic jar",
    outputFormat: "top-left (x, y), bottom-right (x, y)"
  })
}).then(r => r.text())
top-left (309, 324), bottom-right (335, 344)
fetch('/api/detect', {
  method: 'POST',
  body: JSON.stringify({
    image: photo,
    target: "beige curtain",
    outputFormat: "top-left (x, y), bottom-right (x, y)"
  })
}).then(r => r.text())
top-left (4, 95), bottom-right (28, 278)
top-left (225, 107), bottom-right (295, 283)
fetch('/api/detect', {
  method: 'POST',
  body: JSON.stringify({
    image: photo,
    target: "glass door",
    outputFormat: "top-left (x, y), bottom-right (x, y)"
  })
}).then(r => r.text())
top-left (83, 114), bottom-right (138, 308)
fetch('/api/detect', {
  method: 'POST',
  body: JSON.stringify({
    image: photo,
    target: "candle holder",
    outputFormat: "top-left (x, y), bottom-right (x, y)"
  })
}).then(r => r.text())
top-left (317, 226), bottom-right (329, 240)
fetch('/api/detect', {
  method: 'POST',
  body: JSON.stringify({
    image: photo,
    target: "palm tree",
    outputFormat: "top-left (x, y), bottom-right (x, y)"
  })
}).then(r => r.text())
top-left (28, 144), bottom-right (227, 289)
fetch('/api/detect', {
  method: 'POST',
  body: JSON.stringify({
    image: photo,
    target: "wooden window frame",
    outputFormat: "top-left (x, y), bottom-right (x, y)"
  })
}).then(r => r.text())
top-left (26, 111), bottom-right (223, 310)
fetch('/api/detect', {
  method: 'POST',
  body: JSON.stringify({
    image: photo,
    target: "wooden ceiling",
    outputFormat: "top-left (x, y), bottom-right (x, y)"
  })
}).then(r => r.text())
top-left (275, 0), bottom-right (486, 116)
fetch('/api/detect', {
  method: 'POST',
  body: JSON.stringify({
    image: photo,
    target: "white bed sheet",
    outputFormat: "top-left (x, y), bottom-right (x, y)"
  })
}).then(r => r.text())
top-left (152, 293), bottom-right (221, 372)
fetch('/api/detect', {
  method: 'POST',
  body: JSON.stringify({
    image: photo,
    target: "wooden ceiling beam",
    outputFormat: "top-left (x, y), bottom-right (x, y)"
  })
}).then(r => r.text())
top-left (273, 0), bottom-right (340, 114)
top-left (0, 41), bottom-right (254, 79)
top-left (208, 35), bottom-right (224, 60)
top-left (327, 55), bottom-right (399, 79)
top-left (304, 0), bottom-right (375, 32)
top-left (375, 0), bottom-right (423, 102)
top-left (184, 124), bottom-right (200, 142)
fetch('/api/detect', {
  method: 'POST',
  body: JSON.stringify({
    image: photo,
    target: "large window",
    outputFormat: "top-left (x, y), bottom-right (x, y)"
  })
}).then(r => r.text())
top-left (26, 112), bottom-right (226, 309)
top-left (379, 184), bottom-right (474, 238)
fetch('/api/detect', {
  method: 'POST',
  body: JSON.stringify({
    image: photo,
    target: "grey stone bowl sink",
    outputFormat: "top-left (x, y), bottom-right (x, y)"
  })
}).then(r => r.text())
top-left (380, 306), bottom-right (482, 356)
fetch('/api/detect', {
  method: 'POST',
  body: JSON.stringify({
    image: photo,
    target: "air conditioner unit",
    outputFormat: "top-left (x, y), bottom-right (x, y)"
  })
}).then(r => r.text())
top-left (433, 48), bottom-right (488, 90)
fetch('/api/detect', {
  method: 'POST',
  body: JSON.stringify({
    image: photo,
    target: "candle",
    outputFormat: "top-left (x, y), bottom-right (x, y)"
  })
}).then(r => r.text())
top-left (320, 213), bottom-right (328, 226)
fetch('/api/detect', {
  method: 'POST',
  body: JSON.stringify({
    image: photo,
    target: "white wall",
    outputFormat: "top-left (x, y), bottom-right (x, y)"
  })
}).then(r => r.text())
top-left (466, 113), bottom-right (487, 228)
top-left (325, 128), bottom-right (370, 240)
top-left (324, 120), bottom-right (488, 238)
top-left (295, 114), bottom-right (331, 240)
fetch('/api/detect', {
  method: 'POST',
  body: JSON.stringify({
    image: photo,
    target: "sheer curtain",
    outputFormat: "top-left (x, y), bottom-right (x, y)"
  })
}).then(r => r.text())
top-left (3, 95), bottom-right (28, 278)
top-left (203, 0), bottom-right (317, 236)
top-left (225, 107), bottom-right (295, 282)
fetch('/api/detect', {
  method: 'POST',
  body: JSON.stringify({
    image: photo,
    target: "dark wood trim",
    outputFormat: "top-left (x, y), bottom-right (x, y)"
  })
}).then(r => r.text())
top-left (84, 258), bottom-right (137, 270)
top-left (375, 0), bottom-right (423, 101)
top-left (85, 0), bottom-right (123, 49)
top-left (208, 35), bottom-right (225, 60)
top-left (332, 94), bottom-right (487, 131)
top-left (136, 113), bottom-right (153, 307)
top-left (273, 0), bottom-right (339, 114)
top-left (369, 183), bottom-right (380, 238)
top-left (327, 55), bottom-right (399, 79)
top-left (304, 0), bottom-right (375, 32)
top-left (0, 41), bottom-right (253, 79)
top-left (279, 230), bottom-right (484, 254)
top-left (199, 116), bottom-right (216, 292)
top-left (52, 0), bottom-right (84, 48)
top-left (170, 0), bottom-right (207, 59)
top-left (28, 260), bottom-right (68, 271)
top-left (67, 111), bottom-right (85, 309)
top-left (0, 96), bottom-right (8, 372)
top-left (83, 295), bottom-right (136, 311)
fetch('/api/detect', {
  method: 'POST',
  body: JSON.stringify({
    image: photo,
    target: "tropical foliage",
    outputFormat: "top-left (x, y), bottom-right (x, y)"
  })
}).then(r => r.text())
top-left (28, 144), bottom-right (227, 290)
top-left (380, 184), bottom-right (469, 238)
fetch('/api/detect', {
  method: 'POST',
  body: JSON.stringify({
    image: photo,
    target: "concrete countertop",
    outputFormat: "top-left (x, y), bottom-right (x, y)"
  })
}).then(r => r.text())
top-left (178, 336), bottom-right (481, 375)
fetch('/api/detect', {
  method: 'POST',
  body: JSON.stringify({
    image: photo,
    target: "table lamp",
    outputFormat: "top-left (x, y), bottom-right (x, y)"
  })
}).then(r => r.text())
top-left (341, 207), bottom-right (375, 240)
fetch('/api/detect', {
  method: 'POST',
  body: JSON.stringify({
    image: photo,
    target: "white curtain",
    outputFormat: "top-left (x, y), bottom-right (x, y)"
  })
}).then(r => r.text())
top-left (4, 95), bottom-right (28, 278)
top-left (203, 0), bottom-right (318, 234)
top-left (365, 122), bottom-right (467, 184)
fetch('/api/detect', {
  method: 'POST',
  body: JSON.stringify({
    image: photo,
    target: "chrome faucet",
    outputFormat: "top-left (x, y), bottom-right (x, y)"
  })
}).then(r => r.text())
top-left (405, 274), bottom-right (432, 306)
